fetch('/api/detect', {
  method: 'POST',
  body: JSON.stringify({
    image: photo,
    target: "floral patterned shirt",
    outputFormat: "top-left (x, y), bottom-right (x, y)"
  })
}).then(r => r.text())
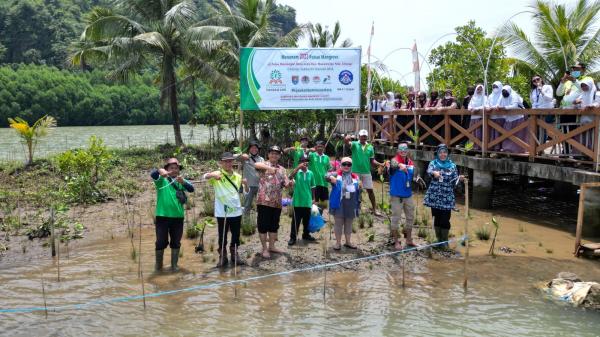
top-left (256, 161), bottom-right (289, 209)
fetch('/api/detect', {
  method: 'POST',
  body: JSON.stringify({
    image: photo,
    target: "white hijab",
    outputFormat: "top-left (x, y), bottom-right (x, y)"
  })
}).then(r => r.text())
top-left (487, 81), bottom-right (503, 107)
top-left (469, 84), bottom-right (486, 108)
top-left (580, 77), bottom-right (597, 107)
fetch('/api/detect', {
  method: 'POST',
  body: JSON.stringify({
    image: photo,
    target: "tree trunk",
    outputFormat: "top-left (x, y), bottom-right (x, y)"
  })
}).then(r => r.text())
top-left (27, 140), bottom-right (33, 166)
top-left (164, 56), bottom-right (183, 147)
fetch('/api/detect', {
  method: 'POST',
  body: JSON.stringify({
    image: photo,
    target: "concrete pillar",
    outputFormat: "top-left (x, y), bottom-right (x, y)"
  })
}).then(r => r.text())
top-left (472, 169), bottom-right (494, 209)
top-left (553, 181), bottom-right (578, 201)
top-left (583, 187), bottom-right (600, 237)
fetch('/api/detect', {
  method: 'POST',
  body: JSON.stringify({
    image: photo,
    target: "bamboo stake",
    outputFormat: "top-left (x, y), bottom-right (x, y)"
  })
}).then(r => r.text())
top-left (463, 178), bottom-right (470, 291)
top-left (233, 245), bottom-right (238, 299)
top-left (41, 272), bottom-right (48, 319)
top-left (140, 270), bottom-right (146, 310)
top-left (401, 255), bottom-right (406, 288)
top-left (50, 208), bottom-right (56, 257)
top-left (138, 204), bottom-right (142, 279)
top-left (56, 230), bottom-right (60, 282)
top-left (323, 267), bottom-right (327, 304)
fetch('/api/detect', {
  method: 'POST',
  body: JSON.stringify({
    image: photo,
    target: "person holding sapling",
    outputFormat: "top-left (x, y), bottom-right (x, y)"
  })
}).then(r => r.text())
top-left (203, 152), bottom-right (244, 268)
top-left (254, 145), bottom-right (291, 258)
top-left (424, 144), bottom-right (464, 249)
top-left (288, 156), bottom-right (317, 246)
top-left (386, 142), bottom-right (416, 250)
top-left (151, 158), bottom-right (194, 272)
top-left (236, 141), bottom-right (264, 215)
top-left (284, 136), bottom-right (310, 169)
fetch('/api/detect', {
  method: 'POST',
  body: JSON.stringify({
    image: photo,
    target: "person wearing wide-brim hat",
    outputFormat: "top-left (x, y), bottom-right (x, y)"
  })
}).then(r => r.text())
top-left (203, 152), bottom-right (244, 267)
top-left (236, 141), bottom-right (264, 215)
top-left (254, 145), bottom-right (291, 258)
top-left (150, 158), bottom-right (194, 271)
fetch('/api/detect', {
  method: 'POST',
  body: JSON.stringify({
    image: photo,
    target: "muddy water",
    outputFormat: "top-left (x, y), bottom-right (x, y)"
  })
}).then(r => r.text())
top-left (1, 230), bottom-right (599, 337)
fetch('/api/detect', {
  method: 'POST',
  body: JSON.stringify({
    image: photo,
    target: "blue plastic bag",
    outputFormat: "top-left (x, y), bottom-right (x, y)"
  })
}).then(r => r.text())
top-left (308, 213), bottom-right (325, 233)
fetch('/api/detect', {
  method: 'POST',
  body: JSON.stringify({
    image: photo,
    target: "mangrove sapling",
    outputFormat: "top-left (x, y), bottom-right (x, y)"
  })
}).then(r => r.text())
top-left (475, 225), bottom-right (491, 241)
top-left (40, 272), bottom-right (48, 319)
top-left (488, 217), bottom-right (500, 256)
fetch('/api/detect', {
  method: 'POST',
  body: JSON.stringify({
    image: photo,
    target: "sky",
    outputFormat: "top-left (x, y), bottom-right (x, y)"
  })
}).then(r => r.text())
top-left (279, 0), bottom-right (579, 90)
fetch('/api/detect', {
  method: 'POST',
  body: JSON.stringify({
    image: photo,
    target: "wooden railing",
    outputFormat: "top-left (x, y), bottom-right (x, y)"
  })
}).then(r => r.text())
top-left (369, 108), bottom-right (600, 169)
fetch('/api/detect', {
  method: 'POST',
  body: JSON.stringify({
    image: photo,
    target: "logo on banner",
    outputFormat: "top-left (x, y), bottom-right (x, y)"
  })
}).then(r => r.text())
top-left (269, 70), bottom-right (283, 84)
top-left (322, 75), bottom-right (331, 84)
top-left (301, 75), bottom-right (310, 84)
top-left (312, 76), bottom-right (321, 83)
top-left (291, 75), bottom-right (299, 85)
top-left (338, 70), bottom-right (353, 85)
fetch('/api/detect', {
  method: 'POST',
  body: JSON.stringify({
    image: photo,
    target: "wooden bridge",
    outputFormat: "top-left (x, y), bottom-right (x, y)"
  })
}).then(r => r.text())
top-left (336, 108), bottom-right (600, 237)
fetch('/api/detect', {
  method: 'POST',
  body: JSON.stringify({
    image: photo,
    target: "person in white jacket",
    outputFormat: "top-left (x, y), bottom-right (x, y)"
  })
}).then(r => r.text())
top-left (530, 75), bottom-right (555, 109)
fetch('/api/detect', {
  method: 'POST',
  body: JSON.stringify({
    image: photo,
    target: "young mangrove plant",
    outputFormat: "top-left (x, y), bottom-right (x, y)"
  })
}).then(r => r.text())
top-left (8, 115), bottom-right (56, 166)
top-left (489, 217), bottom-right (500, 256)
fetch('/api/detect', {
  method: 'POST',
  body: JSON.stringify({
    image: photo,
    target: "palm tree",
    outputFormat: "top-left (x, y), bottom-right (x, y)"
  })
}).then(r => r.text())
top-left (501, 0), bottom-right (600, 89)
top-left (308, 21), bottom-right (352, 48)
top-left (197, 0), bottom-right (307, 140)
top-left (71, 0), bottom-right (241, 146)
top-left (8, 115), bottom-right (57, 165)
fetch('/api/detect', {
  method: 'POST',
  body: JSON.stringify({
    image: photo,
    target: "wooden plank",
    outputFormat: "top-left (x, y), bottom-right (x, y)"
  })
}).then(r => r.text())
top-left (444, 113), bottom-right (450, 146)
top-left (529, 115), bottom-right (537, 162)
top-left (537, 120), bottom-right (595, 158)
top-left (487, 119), bottom-right (529, 151)
top-left (448, 119), bottom-right (483, 147)
top-left (574, 185), bottom-right (586, 255)
top-left (417, 119), bottom-right (445, 144)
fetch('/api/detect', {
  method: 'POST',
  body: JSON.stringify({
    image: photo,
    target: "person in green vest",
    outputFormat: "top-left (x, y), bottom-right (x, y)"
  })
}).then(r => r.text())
top-left (150, 158), bottom-right (194, 272)
top-left (344, 129), bottom-right (384, 215)
top-left (284, 136), bottom-right (310, 169)
top-left (308, 140), bottom-right (332, 204)
top-left (287, 156), bottom-right (317, 245)
top-left (202, 152), bottom-right (244, 268)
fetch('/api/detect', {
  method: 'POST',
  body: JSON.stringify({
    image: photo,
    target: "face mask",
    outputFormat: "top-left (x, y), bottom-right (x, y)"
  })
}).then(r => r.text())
top-left (502, 91), bottom-right (510, 98)
top-left (493, 87), bottom-right (500, 94)
top-left (572, 70), bottom-right (581, 79)
top-left (445, 95), bottom-right (451, 99)
top-left (467, 89), bottom-right (475, 96)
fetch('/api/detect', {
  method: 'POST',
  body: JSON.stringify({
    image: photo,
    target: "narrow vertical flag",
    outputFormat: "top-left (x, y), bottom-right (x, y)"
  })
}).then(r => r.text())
top-left (366, 21), bottom-right (374, 112)
top-left (412, 40), bottom-right (420, 92)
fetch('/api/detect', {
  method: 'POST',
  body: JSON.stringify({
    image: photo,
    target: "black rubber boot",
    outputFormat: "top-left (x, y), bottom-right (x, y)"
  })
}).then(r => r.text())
top-left (171, 248), bottom-right (180, 272)
top-left (155, 249), bottom-right (164, 271)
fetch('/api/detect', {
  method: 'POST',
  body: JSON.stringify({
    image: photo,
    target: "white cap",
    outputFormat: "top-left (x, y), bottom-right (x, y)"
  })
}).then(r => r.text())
top-left (358, 129), bottom-right (369, 137)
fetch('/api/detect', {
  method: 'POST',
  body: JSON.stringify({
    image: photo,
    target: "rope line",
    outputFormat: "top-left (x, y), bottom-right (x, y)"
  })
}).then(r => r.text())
top-left (0, 236), bottom-right (465, 314)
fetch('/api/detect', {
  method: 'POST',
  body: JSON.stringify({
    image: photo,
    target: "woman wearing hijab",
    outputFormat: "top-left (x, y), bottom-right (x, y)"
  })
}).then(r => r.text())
top-left (416, 91), bottom-right (427, 109)
top-left (468, 84), bottom-right (486, 148)
top-left (530, 75), bottom-right (555, 143)
top-left (424, 144), bottom-right (463, 249)
top-left (498, 85), bottom-right (528, 153)
top-left (328, 157), bottom-right (361, 250)
top-left (486, 81), bottom-right (506, 151)
top-left (437, 89), bottom-right (459, 140)
top-left (461, 86), bottom-right (475, 134)
top-left (422, 91), bottom-right (441, 146)
top-left (574, 77), bottom-right (599, 150)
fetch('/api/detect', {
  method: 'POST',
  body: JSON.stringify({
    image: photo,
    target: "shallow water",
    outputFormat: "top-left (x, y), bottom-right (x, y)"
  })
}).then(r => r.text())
top-left (1, 233), bottom-right (599, 337)
top-left (0, 124), bottom-right (231, 162)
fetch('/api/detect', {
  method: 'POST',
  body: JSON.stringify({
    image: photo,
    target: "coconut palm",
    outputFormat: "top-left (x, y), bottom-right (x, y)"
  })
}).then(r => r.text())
top-left (8, 115), bottom-right (57, 165)
top-left (501, 0), bottom-right (600, 89)
top-left (71, 0), bottom-right (245, 146)
top-left (308, 21), bottom-right (352, 48)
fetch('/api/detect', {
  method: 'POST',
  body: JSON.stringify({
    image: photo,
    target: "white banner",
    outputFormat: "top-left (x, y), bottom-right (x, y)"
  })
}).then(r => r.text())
top-left (240, 48), bottom-right (361, 110)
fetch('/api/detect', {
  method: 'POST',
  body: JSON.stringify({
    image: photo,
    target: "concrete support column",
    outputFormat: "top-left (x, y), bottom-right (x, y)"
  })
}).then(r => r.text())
top-left (472, 169), bottom-right (494, 209)
top-left (583, 187), bottom-right (600, 237)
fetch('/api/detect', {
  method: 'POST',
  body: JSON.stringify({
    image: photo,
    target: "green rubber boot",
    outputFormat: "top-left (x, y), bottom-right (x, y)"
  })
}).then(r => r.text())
top-left (171, 248), bottom-right (180, 272)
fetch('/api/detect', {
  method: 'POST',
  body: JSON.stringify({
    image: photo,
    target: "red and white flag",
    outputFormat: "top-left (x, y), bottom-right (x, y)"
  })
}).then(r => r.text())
top-left (412, 41), bottom-right (420, 92)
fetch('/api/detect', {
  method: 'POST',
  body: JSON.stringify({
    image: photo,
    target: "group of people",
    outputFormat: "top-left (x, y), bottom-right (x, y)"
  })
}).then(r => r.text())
top-left (150, 131), bottom-right (464, 271)
top-left (371, 62), bottom-right (600, 153)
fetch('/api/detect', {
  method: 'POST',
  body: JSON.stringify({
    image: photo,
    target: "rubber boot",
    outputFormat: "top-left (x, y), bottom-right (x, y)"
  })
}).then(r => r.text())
top-left (217, 246), bottom-right (228, 268)
top-left (230, 245), bottom-right (246, 266)
top-left (155, 249), bottom-right (164, 271)
top-left (171, 248), bottom-right (180, 272)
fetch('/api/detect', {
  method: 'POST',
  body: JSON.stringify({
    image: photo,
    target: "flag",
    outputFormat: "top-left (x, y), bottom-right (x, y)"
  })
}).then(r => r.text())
top-left (412, 41), bottom-right (420, 92)
top-left (366, 21), bottom-right (374, 111)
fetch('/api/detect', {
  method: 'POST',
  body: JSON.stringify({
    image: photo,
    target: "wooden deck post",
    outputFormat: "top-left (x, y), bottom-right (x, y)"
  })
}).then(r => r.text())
top-left (529, 114), bottom-right (537, 162)
top-left (444, 112), bottom-right (450, 146)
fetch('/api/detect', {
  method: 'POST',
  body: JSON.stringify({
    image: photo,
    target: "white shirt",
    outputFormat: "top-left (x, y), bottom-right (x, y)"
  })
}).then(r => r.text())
top-left (530, 85), bottom-right (554, 109)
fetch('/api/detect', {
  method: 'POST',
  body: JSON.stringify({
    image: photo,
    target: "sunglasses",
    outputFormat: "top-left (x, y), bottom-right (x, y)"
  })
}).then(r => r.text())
top-left (398, 146), bottom-right (408, 151)
top-left (341, 162), bottom-right (352, 167)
